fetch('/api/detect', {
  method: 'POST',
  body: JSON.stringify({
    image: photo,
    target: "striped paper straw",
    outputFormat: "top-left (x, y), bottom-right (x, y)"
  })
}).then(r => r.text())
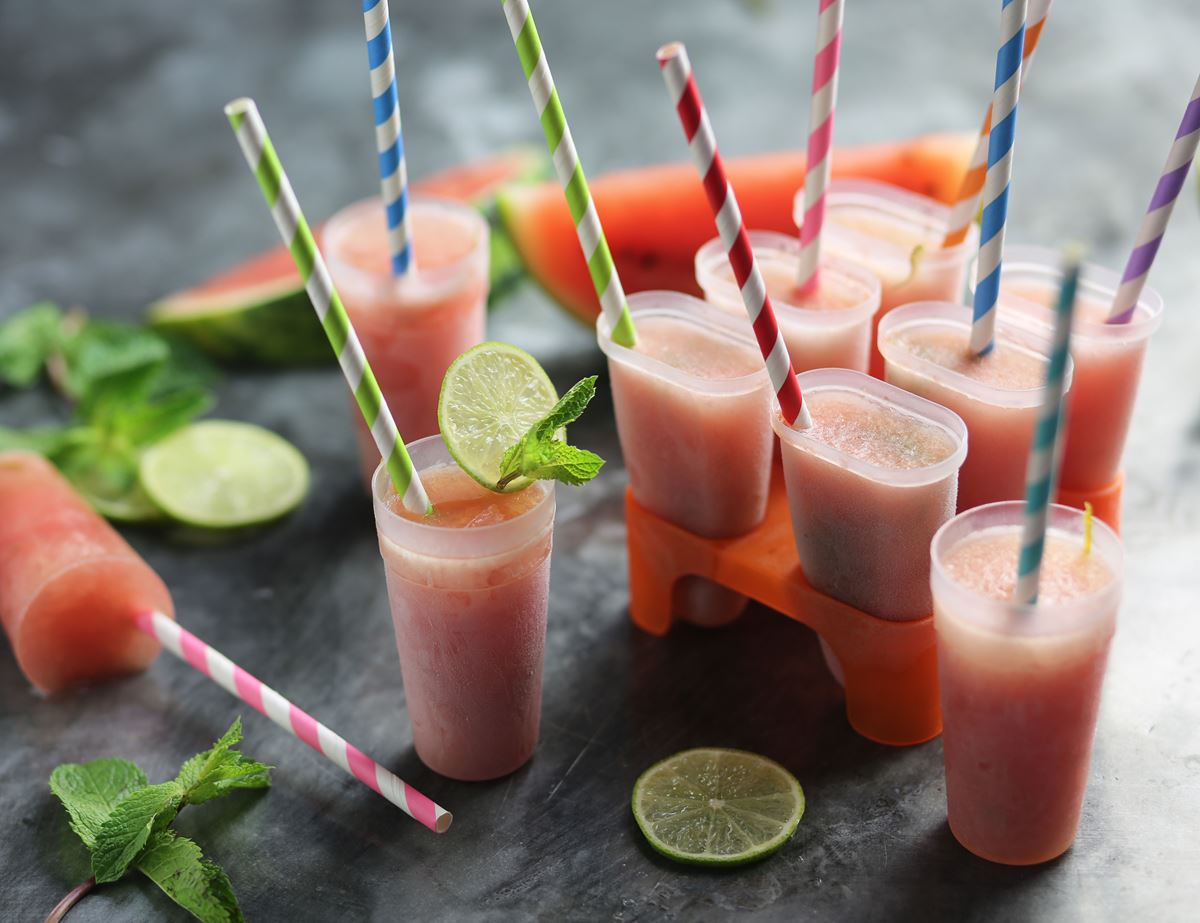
top-left (796, 0), bottom-right (845, 290)
top-left (1108, 73), bottom-right (1200, 324)
top-left (942, 0), bottom-right (1051, 249)
top-left (969, 0), bottom-right (1028, 356)
top-left (1014, 252), bottom-right (1079, 606)
top-left (501, 0), bottom-right (637, 348)
top-left (362, 0), bottom-right (413, 276)
top-left (657, 42), bottom-right (811, 429)
top-left (136, 611), bottom-right (451, 833)
top-left (225, 98), bottom-right (430, 515)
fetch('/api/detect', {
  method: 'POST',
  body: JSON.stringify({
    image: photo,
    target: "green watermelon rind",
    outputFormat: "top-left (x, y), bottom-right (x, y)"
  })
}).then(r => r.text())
top-left (148, 279), bottom-right (330, 366)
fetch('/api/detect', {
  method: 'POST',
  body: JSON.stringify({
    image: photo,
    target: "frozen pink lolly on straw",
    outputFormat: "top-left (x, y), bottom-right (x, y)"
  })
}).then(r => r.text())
top-left (1108, 72), bottom-right (1200, 324)
top-left (796, 0), bottom-right (845, 291)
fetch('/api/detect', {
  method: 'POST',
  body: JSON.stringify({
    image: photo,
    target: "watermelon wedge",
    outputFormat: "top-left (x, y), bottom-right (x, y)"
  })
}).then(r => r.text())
top-left (498, 132), bottom-right (977, 325)
top-left (149, 147), bottom-right (549, 365)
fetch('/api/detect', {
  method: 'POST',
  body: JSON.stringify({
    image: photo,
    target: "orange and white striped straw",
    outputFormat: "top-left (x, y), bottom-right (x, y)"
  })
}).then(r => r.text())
top-left (796, 0), bottom-right (845, 290)
top-left (658, 42), bottom-right (810, 428)
top-left (136, 610), bottom-right (452, 833)
top-left (943, 0), bottom-right (1052, 248)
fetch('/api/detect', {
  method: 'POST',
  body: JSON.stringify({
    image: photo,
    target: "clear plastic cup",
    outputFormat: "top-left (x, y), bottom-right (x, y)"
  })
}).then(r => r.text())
top-left (990, 245), bottom-right (1165, 492)
top-left (878, 301), bottom-right (1072, 513)
top-left (694, 231), bottom-right (882, 374)
top-left (598, 291), bottom-right (774, 627)
top-left (796, 179), bottom-right (979, 377)
top-left (325, 197), bottom-right (489, 487)
top-left (932, 501), bottom-right (1124, 865)
top-left (371, 436), bottom-right (554, 781)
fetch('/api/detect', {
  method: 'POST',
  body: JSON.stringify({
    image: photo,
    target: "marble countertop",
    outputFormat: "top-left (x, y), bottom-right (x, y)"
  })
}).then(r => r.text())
top-left (2, 1), bottom-right (1199, 920)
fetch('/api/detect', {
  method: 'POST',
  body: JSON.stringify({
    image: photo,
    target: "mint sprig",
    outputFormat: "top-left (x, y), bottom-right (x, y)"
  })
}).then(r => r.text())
top-left (46, 718), bottom-right (270, 923)
top-left (0, 302), bottom-right (216, 518)
top-left (495, 376), bottom-right (605, 490)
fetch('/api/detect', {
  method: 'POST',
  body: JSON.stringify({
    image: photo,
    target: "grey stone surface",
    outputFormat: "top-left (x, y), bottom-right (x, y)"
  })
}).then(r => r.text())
top-left (2, 1), bottom-right (1200, 920)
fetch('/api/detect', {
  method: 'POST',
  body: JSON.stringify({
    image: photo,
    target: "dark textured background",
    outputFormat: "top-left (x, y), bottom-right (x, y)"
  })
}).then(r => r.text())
top-left (3, 1), bottom-right (1200, 920)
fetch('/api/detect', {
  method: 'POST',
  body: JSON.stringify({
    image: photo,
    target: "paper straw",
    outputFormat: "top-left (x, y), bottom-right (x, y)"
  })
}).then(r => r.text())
top-left (657, 42), bottom-right (811, 429)
top-left (501, 0), bottom-right (637, 348)
top-left (136, 611), bottom-right (451, 833)
top-left (796, 0), bottom-right (845, 291)
top-left (225, 98), bottom-right (430, 515)
top-left (943, 0), bottom-right (1051, 249)
top-left (361, 0), bottom-right (413, 276)
top-left (969, 0), bottom-right (1028, 356)
top-left (1108, 73), bottom-right (1200, 324)
top-left (1014, 251), bottom-right (1079, 606)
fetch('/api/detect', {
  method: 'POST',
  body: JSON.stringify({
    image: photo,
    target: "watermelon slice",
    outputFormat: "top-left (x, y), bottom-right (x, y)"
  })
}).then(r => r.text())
top-left (149, 147), bottom-right (549, 365)
top-left (498, 132), bottom-right (977, 325)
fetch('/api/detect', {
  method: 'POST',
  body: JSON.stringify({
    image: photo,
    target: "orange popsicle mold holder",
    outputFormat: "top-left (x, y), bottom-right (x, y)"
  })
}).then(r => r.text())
top-left (1055, 472), bottom-right (1124, 533)
top-left (624, 474), bottom-right (942, 747)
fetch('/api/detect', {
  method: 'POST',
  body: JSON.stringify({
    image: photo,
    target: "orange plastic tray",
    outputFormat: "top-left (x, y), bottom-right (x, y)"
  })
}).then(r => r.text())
top-left (1056, 472), bottom-right (1124, 533)
top-left (624, 473), bottom-right (941, 747)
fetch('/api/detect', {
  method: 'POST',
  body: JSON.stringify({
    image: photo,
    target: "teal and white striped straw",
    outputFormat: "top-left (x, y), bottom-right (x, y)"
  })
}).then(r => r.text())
top-left (362, 0), bottom-right (413, 276)
top-left (1013, 250), bottom-right (1080, 606)
top-left (225, 98), bottom-right (431, 514)
top-left (501, 0), bottom-right (637, 348)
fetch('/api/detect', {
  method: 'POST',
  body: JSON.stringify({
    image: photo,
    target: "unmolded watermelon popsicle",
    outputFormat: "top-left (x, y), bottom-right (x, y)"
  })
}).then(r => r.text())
top-left (0, 452), bottom-right (174, 693)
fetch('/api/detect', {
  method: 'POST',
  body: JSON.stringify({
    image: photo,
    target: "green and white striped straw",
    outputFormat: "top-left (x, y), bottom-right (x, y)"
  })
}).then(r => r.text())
top-left (225, 98), bottom-right (431, 515)
top-left (1014, 250), bottom-right (1080, 606)
top-left (501, 0), bottom-right (637, 348)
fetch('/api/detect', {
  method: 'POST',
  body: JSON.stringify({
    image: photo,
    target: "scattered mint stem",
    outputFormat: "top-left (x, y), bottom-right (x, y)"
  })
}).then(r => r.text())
top-left (42, 878), bottom-right (95, 923)
top-left (46, 718), bottom-right (270, 923)
top-left (495, 376), bottom-right (605, 489)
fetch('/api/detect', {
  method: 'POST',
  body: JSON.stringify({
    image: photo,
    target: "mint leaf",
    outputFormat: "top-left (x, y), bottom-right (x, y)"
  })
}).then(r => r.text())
top-left (138, 831), bottom-right (243, 923)
top-left (91, 782), bottom-right (184, 883)
top-left (0, 302), bottom-right (62, 388)
top-left (49, 759), bottom-right (149, 850)
top-left (176, 718), bottom-right (272, 806)
top-left (61, 320), bottom-right (170, 400)
top-left (0, 424), bottom-right (89, 458)
top-left (496, 376), bottom-right (605, 489)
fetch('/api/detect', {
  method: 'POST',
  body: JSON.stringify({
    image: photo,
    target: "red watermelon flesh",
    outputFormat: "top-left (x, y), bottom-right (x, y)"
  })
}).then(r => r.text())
top-left (498, 132), bottom-right (977, 324)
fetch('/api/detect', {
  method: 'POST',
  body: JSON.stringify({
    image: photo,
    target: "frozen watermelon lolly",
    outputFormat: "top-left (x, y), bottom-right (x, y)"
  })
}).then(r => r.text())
top-left (0, 452), bottom-right (174, 693)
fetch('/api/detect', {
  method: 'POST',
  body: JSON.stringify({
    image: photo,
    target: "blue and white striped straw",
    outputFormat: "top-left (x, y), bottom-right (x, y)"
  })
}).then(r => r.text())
top-left (970, 0), bottom-right (1028, 356)
top-left (362, 0), bottom-right (413, 276)
top-left (1014, 250), bottom-right (1080, 606)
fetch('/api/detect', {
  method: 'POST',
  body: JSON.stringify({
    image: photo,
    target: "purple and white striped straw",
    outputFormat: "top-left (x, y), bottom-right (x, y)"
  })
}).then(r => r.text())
top-left (1108, 73), bottom-right (1200, 324)
top-left (136, 610), bottom-right (452, 833)
top-left (362, 0), bottom-right (413, 276)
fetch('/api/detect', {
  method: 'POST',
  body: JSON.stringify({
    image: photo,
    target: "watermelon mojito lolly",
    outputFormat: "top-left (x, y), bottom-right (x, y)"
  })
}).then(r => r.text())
top-left (796, 180), bottom-right (979, 378)
top-left (372, 436), bottom-right (555, 781)
top-left (0, 452), bottom-right (174, 693)
top-left (598, 292), bottom-right (773, 628)
top-left (932, 502), bottom-right (1123, 865)
top-left (995, 245), bottom-right (1165, 493)
top-left (324, 197), bottom-right (489, 486)
top-left (695, 231), bottom-right (882, 374)
top-left (878, 301), bottom-right (1070, 512)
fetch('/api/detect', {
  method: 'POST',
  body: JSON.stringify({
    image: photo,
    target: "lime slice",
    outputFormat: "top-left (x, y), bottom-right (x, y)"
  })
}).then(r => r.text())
top-left (139, 420), bottom-right (309, 528)
top-left (87, 481), bottom-right (164, 523)
top-left (632, 748), bottom-right (805, 866)
top-left (438, 341), bottom-right (558, 492)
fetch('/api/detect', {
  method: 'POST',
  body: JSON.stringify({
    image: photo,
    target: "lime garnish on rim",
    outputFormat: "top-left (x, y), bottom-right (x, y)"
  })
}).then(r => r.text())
top-left (438, 342), bottom-right (559, 492)
top-left (138, 420), bottom-right (309, 528)
top-left (632, 748), bottom-right (805, 866)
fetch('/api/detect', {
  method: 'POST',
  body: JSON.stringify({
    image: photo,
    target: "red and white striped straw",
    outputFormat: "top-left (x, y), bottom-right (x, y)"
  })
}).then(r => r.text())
top-left (657, 42), bottom-right (810, 429)
top-left (136, 611), bottom-right (452, 834)
top-left (796, 0), bottom-right (845, 290)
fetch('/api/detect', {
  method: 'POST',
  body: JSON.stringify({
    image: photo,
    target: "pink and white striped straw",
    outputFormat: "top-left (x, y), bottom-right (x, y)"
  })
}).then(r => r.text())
top-left (136, 611), bottom-right (452, 834)
top-left (657, 41), bottom-right (810, 428)
top-left (796, 0), bottom-right (845, 291)
top-left (1108, 72), bottom-right (1200, 323)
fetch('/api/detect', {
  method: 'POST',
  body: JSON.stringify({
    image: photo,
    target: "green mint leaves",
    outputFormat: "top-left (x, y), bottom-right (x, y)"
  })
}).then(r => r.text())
top-left (47, 718), bottom-right (270, 923)
top-left (0, 302), bottom-right (217, 520)
top-left (496, 376), bottom-right (605, 490)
